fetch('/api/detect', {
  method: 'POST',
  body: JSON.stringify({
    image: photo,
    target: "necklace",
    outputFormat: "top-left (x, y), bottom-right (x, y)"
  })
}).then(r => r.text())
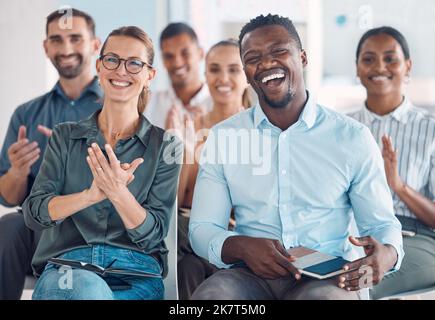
top-left (98, 115), bottom-right (140, 141)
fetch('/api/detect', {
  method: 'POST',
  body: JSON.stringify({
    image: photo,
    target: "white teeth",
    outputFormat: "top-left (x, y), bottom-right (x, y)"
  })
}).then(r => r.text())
top-left (60, 57), bottom-right (76, 62)
top-left (261, 73), bottom-right (285, 84)
top-left (174, 68), bottom-right (187, 76)
top-left (59, 57), bottom-right (77, 65)
top-left (372, 76), bottom-right (389, 81)
top-left (216, 86), bottom-right (231, 93)
top-left (111, 80), bottom-right (131, 87)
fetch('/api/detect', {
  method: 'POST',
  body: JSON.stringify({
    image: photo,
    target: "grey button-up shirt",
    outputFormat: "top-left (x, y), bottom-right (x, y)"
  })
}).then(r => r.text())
top-left (22, 111), bottom-right (182, 277)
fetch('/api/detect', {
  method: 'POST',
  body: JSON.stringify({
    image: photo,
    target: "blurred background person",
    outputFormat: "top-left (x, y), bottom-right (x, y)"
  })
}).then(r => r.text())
top-left (145, 22), bottom-right (212, 130)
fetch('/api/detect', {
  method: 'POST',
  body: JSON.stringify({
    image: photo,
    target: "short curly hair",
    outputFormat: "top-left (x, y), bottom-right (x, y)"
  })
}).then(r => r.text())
top-left (239, 14), bottom-right (302, 50)
top-left (160, 22), bottom-right (198, 47)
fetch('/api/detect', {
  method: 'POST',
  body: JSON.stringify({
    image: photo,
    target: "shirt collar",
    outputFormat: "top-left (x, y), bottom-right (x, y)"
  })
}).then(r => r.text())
top-left (167, 82), bottom-right (209, 106)
top-left (70, 110), bottom-right (152, 147)
top-left (52, 76), bottom-right (103, 101)
top-left (253, 91), bottom-right (317, 130)
top-left (362, 97), bottom-right (412, 124)
top-left (299, 92), bottom-right (317, 129)
top-left (253, 103), bottom-right (268, 128)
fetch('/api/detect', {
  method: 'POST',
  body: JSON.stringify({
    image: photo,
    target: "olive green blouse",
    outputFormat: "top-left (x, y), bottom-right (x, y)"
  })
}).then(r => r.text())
top-left (23, 111), bottom-right (182, 277)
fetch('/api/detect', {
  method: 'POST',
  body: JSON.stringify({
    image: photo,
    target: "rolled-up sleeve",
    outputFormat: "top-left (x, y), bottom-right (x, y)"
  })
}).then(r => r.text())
top-left (189, 130), bottom-right (239, 269)
top-left (22, 125), bottom-right (67, 231)
top-left (349, 127), bottom-right (404, 271)
top-left (129, 134), bottom-right (182, 250)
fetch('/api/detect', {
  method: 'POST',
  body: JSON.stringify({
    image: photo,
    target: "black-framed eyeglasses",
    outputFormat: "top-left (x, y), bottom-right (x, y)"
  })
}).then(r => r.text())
top-left (99, 54), bottom-right (152, 74)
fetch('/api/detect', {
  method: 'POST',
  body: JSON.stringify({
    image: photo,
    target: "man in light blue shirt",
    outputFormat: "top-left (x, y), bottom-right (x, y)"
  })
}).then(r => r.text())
top-left (189, 14), bottom-right (403, 300)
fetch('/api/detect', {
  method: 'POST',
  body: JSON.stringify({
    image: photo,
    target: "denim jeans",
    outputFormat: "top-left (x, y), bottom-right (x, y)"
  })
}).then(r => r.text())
top-left (32, 244), bottom-right (164, 300)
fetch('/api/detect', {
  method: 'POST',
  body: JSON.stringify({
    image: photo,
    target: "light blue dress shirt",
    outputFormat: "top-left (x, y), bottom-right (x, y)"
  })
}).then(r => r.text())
top-left (189, 93), bottom-right (404, 270)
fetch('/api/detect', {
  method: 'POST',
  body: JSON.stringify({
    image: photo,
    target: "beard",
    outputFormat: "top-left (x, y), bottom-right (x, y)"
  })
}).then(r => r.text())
top-left (171, 79), bottom-right (188, 89)
top-left (53, 54), bottom-right (85, 79)
top-left (259, 85), bottom-right (295, 109)
top-left (170, 75), bottom-right (189, 90)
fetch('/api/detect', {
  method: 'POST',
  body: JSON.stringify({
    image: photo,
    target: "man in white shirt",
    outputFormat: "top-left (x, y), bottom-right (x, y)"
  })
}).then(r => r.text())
top-left (144, 23), bottom-right (212, 130)
top-left (145, 22), bottom-right (215, 300)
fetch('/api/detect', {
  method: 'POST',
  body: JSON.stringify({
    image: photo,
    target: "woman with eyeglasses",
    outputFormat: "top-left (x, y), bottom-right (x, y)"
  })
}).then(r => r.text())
top-left (23, 26), bottom-right (182, 300)
top-left (348, 26), bottom-right (435, 299)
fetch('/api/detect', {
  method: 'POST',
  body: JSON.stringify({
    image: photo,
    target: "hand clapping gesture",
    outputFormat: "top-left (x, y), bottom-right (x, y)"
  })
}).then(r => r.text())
top-left (381, 134), bottom-right (404, 193)
top-left (165, 105), bottom-right (196, 162)
top-left (86, 143), bottom-right (143, 202)
top-left (8, 126), bottom-right (41, 179)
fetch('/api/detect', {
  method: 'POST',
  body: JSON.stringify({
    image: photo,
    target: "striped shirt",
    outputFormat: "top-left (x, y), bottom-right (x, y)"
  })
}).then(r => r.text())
top-left (348, 98), bottom-right (435, 221)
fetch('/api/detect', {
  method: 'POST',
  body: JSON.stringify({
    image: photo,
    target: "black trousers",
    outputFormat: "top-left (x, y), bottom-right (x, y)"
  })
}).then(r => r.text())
top-left (0, 211), bottom-right (40, 300)
top-left (177, 214), bottom-right (218, 300)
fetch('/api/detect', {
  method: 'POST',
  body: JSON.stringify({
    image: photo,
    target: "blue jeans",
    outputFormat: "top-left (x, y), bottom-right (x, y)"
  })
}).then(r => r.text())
top-left (32, 245), bottom-right (164, 300)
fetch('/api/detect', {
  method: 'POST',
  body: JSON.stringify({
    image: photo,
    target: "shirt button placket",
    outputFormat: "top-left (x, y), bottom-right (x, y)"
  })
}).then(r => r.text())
top-left (280, 131), bottom-right (293, 248)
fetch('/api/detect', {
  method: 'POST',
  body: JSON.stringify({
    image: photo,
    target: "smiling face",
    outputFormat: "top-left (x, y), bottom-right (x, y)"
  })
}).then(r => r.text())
top-left (161, 33), bottom-right (204, 89)
top-left (241, 25), bottom-right (307, 109)
top-left (96, 35), bottom-right (155, 106)
top-left (44, 16), bottom-right (99, 79)
top-left (206, 45), bottom-right (248, 107)
top-left (357, 33), bottom-right (411, 98)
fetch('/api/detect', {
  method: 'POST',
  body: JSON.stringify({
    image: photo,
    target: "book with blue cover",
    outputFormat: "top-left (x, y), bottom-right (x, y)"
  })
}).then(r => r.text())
top-left (287, 247), bottom-right (351, 280)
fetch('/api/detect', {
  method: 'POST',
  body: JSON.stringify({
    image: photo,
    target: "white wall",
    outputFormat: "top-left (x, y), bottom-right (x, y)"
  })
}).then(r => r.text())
top-left (0, 0), bottom-right (57, 139)
top-left (323, 0), bottom-right (435, 79)
top-left (318, 0), bottom-right (435, 111)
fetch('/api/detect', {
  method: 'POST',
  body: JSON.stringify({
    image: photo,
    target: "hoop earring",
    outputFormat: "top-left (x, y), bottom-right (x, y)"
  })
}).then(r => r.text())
top-left (404, 75), bottom-right (411, 84)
